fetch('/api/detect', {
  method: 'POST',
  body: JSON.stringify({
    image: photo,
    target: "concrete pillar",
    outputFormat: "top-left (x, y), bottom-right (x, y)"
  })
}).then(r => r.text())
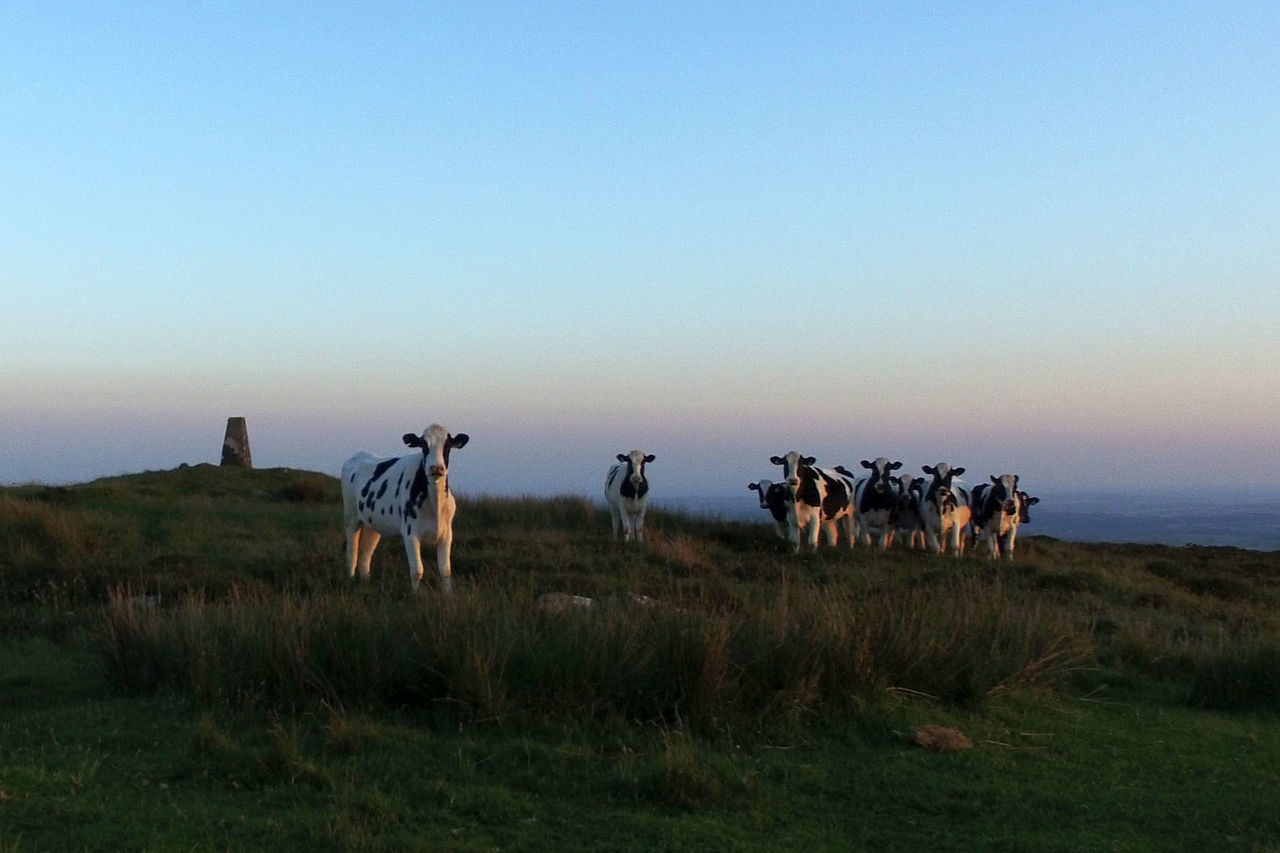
top-left (220, 417), bottom-right (252, 467)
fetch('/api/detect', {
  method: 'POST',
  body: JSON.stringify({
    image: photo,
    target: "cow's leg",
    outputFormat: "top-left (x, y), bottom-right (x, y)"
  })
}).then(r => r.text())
top-left (355, 528), bottom-right (382, 580)
top-left (844, 516), bottom-right (858, 549)
top-left (345, 525), bottom-right (361, 578)
top-left (806, 515), bottom-right (821, 550)
top-left (403, 536), bottom-right (426, 592)
top-left (435, 529), bottom-right (454, 594)
top-left (609, 505), bottom-right (624, 541)
top-left (948, 522), bottom-right (963, 557)
top-left (1002, 527), bottom-right (1018, 561)
top-left (633, 507), bottom-right (647, 543)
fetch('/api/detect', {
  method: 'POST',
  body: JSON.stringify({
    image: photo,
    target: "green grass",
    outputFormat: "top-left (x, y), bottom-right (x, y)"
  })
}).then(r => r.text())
top-left (2, 465), bottom-right (1280, 850)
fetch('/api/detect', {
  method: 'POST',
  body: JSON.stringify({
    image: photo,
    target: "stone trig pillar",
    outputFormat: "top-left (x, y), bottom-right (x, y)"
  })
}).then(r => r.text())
top-left (221, 417), bottom-right (252, 468)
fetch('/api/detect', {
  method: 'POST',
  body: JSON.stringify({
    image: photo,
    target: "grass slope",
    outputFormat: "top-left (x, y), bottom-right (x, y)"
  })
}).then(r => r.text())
top-left (1, 465), bottom-right (1278, 850)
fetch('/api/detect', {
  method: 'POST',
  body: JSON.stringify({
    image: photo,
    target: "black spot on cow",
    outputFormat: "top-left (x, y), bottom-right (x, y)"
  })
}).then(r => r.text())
top-left (376, 480), bottom-right (389, 500)
top-left (817, 470), bottom-right (852, 519)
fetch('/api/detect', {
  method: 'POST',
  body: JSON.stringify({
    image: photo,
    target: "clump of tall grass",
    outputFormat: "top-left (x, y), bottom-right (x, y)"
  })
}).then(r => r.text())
top-left (99, 571), bottom-right (1089, 727)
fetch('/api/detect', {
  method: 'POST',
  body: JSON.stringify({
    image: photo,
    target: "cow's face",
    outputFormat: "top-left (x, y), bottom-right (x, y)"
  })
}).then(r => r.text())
top-left (617, 450), bottom-right (654, 491)
top-left (403, 423), bottom-right (469, 481)
top-left (1016, 491), bottom-right (1039, 523)
top-left (770, 451), bottom-right (815, 493)
top-left (860, 457), bottom-right (903, 494)
top-left (923, 462), bottom-right (965, 509)
top-left (748, 479), bottom-right (774, 509)
top-left (989, 474), bottom-right (1021, 516)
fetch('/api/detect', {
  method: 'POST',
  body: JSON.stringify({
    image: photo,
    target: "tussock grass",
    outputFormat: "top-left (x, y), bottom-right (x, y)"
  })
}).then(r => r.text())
top-left (99, 569), bottom-right (1087, 727)
top-left (6, 465), bottom-right (1280, 724)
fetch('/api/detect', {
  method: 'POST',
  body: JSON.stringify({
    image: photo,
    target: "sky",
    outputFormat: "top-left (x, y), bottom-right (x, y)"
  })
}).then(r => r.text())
top-left (3, 2), bottom-right (1278, 500)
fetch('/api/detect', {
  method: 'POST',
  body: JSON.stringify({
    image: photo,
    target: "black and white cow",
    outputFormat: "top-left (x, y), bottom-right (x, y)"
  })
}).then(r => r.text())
top-left (769, 451), bottom-right (856, 552)
top-left (748, 479), bottom-right (789, 539)
top-left (605, 450), bottom-right (655, 542)
top-left (341, 424), bottom-right (470, 593)
top-left (892, 475), bottom-right (927, 550)
top-left (837, 458), bottom-right (902, 550)
top-left (919, 462), bottom-right (971, 555)
top-left (970, 475), bottom-right (1025, 559)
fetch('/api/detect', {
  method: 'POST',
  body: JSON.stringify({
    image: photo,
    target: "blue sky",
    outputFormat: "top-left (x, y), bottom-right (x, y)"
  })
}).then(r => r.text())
top-left (3, 2), bottom-right (1277, 498)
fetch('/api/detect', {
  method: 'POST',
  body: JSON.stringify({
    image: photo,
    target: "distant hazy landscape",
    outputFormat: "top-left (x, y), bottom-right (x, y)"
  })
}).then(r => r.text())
top-left (655, 491), bottom-right (1280, 552)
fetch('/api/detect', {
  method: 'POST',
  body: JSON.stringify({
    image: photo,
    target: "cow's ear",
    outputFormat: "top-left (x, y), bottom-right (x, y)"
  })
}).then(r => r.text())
top-left (889, 461), bottom-right (902, 470)
top-left (403, 433), bottom-right (425, 448)
top-left (644, 454), bottom-right (655, 463)
top-left (1013, 474), bottom-right (1019, 487)
top-left (952, 466), bottom-right (965, 476)
top-left (991, 475), bottom-right (1000, 484)
top-left (748, 483), bottom-right (759, 492)
top-left (617, 453), bottom-right (628, 463)
top-left (769, 456), bottom-right (786, 466)
top-left (449, 433), bottom-right (470, 449)
top-left (922, 464), bottom-right (936, 475)
top-left (860, 459), bottom-right (873, 469)
top-left (1027, 496), bottom-right (1040, 505)
top-left (802, 456), bottom-right (816, 465)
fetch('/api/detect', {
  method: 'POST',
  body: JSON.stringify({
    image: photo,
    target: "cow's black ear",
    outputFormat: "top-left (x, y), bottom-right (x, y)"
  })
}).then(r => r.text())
top-left (991, 475), bottom-right (1000, 484)
top-left (1027, 496), bottom-right (1040, 505)
top-left (861, 459), bottom-right (874, 469)
top-left (748, 483), bottom-right (758, 492)
top-left (1013, 474), bottom-right (1019, 486)
top-left (403, 433), bottom-right (424, 448)
top-left (922, 464), bottom-right (937, 475)
top-left (802, 456), bottom-right (816, 465)
top-left (644, 454), bottom-right (655, 463)
top-left (617, 453), bottom-right (628, 463)
top-left (769, 456), bottom-right (784, 465)
top-left (953, 467), bottom-right (965, 476)
top-left (449, 433), bottom-right (470, 449)
top-left (889, 461), bottom-right (902, 470)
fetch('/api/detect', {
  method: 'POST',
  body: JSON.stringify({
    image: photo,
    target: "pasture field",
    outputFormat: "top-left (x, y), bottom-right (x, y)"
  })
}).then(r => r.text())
top-left (1, 465), bottom-right (1279, 851)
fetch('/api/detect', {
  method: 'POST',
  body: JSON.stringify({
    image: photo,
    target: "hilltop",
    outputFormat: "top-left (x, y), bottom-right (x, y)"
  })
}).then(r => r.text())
top-left (1, 465), bottom-right (1279, 849)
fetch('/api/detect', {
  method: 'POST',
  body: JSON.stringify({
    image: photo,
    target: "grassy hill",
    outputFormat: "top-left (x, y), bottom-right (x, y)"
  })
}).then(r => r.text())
top-left (1, 465), bottom-right (1278, 850)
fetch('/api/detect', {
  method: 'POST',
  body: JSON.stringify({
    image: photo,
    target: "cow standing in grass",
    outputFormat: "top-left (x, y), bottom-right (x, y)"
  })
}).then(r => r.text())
top-left (605, 450), bottom-right (655, 542)
top-left (770, 451), bottom-right (856, 552)
top-left (839, 457), bottom-right (903, 550)
top-left (920, 462), bottom-right (971, 555)
top-left (341, 424), bottom-right (469, 593)
top-left (748, 479), bottom-right (789, 539)
top-left (971, 474), bottom-right (1025, 560)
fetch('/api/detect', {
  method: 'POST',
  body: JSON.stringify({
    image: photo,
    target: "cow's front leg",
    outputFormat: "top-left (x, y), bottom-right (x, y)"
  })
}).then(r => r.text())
top-left (403, 536), bottom-right (425, 592)
top-left (435, 530), bottom-right (454, 594)
top-left (355, 528), bottom-right (381, 580)
top-left (633, 507), bottom-right (647, 543)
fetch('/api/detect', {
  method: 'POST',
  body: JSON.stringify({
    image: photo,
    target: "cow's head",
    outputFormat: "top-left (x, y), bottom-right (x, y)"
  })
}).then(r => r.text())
top-left (922, 462), bottom-right (965, 510)
top-left (989, 474), bottom-right (1021, 516)
top-left (748, 479), bottom-right (774, 509)
top-left (403, 423), bottom-right (469, 481)
top-left (1016, 490), bottom-right (1039, 524)
top-left (860, 457), bottom-right (902, 495)
top-left (770, 451), bottom-right (815, 493)
top-left (616, 450), bottom-right (654, 492)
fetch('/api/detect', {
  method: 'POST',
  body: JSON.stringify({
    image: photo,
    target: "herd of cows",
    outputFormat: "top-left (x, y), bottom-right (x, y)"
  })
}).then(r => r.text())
top-left (745, 451), bottom-right (1038, 558)
top-left (339, 424), bottom-right (1038, 593)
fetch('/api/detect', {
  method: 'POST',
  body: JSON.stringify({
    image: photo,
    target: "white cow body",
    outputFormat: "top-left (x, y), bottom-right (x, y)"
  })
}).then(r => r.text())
top-left (341, 424), bottom-right (469, 592)
top-left (605, 450), bottom-right (655, 542)
top-left (770, 451), bottom-right (855, 552)
top-left (920, 462), bottom-right (971, 555)
top-left (842, 458), bottom-right (903, 550)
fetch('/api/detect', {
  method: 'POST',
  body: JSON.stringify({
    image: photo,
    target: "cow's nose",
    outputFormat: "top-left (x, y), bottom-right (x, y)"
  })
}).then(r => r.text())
top-left (429, 464), bottom-right (446, 478)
